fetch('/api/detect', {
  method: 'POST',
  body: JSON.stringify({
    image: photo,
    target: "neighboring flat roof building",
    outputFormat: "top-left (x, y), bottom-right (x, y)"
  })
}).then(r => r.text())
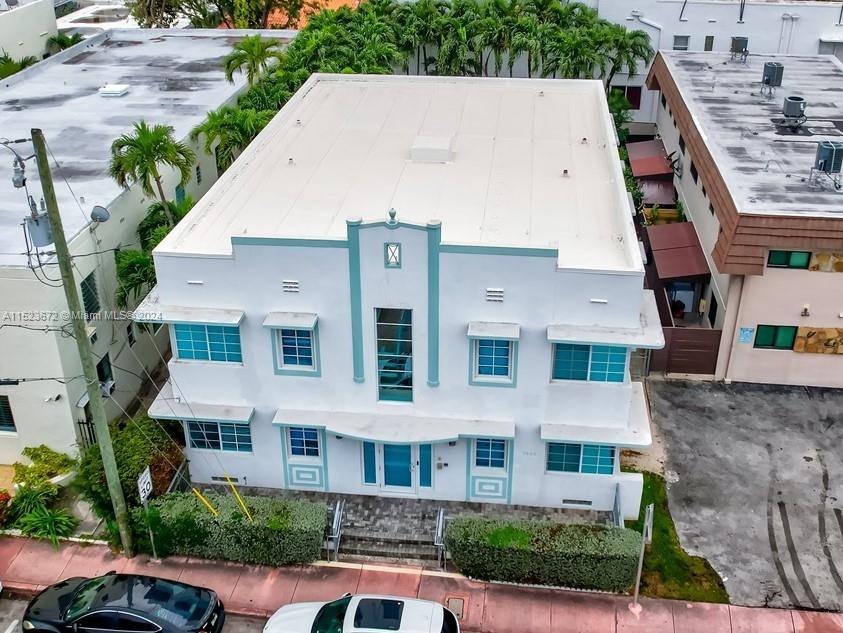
top-left (139, 74), bottom-right (663, 518)
top-left (0, 29), bottom-right (291, 463)
top-left (647, 51), bottom-right (843, 387)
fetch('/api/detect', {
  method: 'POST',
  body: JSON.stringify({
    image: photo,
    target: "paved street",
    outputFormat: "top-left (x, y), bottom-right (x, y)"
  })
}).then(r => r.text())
top-left (649, 379), bottom-right (843, 610)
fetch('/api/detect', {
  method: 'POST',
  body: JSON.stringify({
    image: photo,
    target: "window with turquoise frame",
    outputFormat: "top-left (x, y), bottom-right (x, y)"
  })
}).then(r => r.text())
top-left (475, 439), bottom-right (506, 469)
top-left (173, 323), bottom-right (242, 362)
top-left (552, 343), bottom-right (626, 383)
top-left (187, 420), bottom-right (252, 452)
top-left (289, 427), bottom-right (320, 457)
top-left (474, 339), bottom-right (513, 380)
top-left (546, 442), bottom-right (615, 475)
top-left (273, 327), bottom-right (319, 375)
top-left (384, 242), bottom-right (401, 268)
top-left (376, 308), bottom-right (413, 401)
top-left (767, 250), bottom-right (811, 269)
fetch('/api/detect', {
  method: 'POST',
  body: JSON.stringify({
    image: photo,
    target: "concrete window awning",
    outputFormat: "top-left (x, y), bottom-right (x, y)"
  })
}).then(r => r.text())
top-left (263, 312), bottom-right (318, 329)
top-left (466, 321), bottom-right (520, 340)
top-left (626, 139), bottom-right (673, 178)
top-left (646, 222), bottom-right (710, 281)
top-left (540, 383), bottom-right (652, 448)
top-left (149, 382), bottom-right (254, 423)
top-left (547, 290), bottom-right (664, 349)
top-left (820, 30), bottom-right (843, 43)
top-left (134, 286), bottom-right (244, 325)
top-left (272, 408), bottom-right (515, 443)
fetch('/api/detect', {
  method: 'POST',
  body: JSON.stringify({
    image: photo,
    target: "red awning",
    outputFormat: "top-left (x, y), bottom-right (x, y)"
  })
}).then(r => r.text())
top-left (640, 180), bottom-right (675, 206)
top-left (646, 222), bottom-right (710, 280)
top-left (627, 139), bottom-right (673, 178)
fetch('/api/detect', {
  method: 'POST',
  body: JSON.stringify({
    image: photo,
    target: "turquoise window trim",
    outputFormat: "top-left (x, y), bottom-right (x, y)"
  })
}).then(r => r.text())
top-left (427, 221), bottom-right (441, 387)
top-left (279, 426), bottom-right (328, 490)
top-left (270, 323), bottom-right (321, 377)
top-left (545, 442), bottom-right (617, 475)
top-left (288, 426), bottom-right (320, 457)
top-left (439, 244), bottom-right (558, 258)
top-left (419, 444), bottom-right (432, 487)
top-left (468, 339), bottom-right (517, 387)
top-left (464, 441), bottom-right (472, 502)
top-left (384, 242), bottom-right (402, 268)
top-left (173, 323), bottom-right (242, 363)
top-left (175, 184), bottom-right (186, 204)
top-left (474, 438), bottom-right (507, 469)
top-left (231, 236), bottom-right (348, 249)
top-left (376, 307), bottom-right (413, 402)
top-left (186, 419), bottom-right (253, 453)
top-left (505, 440), bottom-right (514, 504)
top-left (551, 343), bottom-right (627, 383)
top-left (362, 441), bottom-right (377, 485)
top-left (347, 219), bottom-right (365, 383)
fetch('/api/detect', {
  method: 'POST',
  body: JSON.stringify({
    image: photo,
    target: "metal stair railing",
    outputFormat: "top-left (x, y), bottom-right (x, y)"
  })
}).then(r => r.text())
top-left (434, 508), bottom-right (448, 570)
top-left (325, 498), bottom-right (346, 561)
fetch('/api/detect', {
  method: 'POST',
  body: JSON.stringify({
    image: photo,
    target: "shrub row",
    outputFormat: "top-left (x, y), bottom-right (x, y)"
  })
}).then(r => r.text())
top-left (445, 517), bottom-right (642, 593)
top-left (132, 492), bottom-right (328, 566)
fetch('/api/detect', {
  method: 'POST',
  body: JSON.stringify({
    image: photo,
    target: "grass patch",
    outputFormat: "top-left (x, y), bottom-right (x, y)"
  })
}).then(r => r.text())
top-left (629, 471), bottom-right (729, 603)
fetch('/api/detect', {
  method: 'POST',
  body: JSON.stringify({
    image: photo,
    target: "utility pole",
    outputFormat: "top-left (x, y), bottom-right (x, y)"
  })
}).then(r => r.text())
top-left (31, 128), bottom-right (133, 556)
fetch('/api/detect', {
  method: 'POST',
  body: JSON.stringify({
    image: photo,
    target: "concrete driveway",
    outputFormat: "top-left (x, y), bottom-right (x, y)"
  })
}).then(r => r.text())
top-left (648, 379), bottom-right (843, 611)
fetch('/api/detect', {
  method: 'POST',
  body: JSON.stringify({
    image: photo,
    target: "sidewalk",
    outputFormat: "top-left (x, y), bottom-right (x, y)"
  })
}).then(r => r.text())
top-left (2, 536), bottom-right (842, 633)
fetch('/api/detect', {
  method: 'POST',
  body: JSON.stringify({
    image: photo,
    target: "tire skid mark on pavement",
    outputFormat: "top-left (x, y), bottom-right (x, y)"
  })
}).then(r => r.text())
top-left (816, 453), bottom-right (843, 596)
top-left (777, 501), bottom-right (821, 609)
top-left (766, 443), bottom-right (802, 608)
top-left (835, 508), bottom-right (843, 540)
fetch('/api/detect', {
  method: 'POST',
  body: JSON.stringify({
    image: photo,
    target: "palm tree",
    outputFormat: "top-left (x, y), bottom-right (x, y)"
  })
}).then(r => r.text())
top-left (115, 249), bottom-right (156, 308)
top-left (46, 32), bottom-right (84, 54)
top-left (604, 25), bottom-right (654, 92)
top-left (223, 35), bottom-right (284, 86)
top-left (190, 106), bottom-right (274, 171)
top-left (0, 54), bottom-right (37, 80)
top-left (109, 121), bottom-right (196, 227)
top-left (511, 15), bottom-right (541, 78)
top-left (414, 0), bottom-right (448, 74)
top-left (137, 196), bottom-right (195, 251)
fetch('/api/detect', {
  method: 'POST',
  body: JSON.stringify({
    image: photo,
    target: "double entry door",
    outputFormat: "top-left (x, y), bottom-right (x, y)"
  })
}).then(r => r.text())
top-left (371, 443), bottom-right (432, 492)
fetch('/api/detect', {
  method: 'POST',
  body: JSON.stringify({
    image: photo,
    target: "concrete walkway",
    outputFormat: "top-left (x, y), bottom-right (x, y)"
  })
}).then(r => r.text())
top-left (1, 536), bottom-right (842, 633)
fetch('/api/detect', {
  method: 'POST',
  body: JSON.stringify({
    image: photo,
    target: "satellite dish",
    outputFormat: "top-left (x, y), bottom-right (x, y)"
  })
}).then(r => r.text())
top-left (90, 205), bottom-right (110, 222)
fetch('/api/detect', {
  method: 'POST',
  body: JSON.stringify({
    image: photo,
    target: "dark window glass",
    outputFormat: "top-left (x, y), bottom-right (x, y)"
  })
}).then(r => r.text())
top-left (661, 94), bottom-right (666, 108)
top-left (704, 35), bottom-right (714, 51)
top-left (767, 250), bottom-right (811, 269)
top-left (708, 294), bottom-right (718, 327)
top-left (313, 596), bottom-right (352, 633)
top-left (376, 308), bottom-right (412, 402)
top-left (96, 354), bottom-right (113, 384)
top-left (690, 162), bottom-right (699, 183)
top-left (81, 272), bottom-right (100, 317)
top-left (115, 613), bottom-right (159, 632)
top-left (354, 599), bottom-right (404, 631)
top-left (625, 86), bottom-right (642, 110)
top-left (76, 612), bottom-right (116, 631)
top-left (0, 395), bottom-right (15, 432)
top-left (754, 325), bottom-right (797, 350)
top-left (678, 135), bottom-right (686, 154)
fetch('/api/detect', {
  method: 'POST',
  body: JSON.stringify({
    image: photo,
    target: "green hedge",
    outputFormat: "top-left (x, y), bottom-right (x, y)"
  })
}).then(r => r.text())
top-left (445, 517), bottom-right (642, 592)
top-left (132, 492), bottom-right (328, 566)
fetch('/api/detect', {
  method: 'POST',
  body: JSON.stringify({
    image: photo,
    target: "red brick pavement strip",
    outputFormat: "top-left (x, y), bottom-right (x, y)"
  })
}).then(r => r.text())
top-left (3, 536), bottom-right (843, 633)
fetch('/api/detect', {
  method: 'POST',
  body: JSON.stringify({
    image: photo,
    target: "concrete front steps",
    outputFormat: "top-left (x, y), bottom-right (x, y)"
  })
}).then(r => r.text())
top-left (338, 529), bottom-right (438, 563)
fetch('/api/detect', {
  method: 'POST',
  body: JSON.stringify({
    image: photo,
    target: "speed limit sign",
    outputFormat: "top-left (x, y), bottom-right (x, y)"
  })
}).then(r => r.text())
top-left (137, 466), bottom-right (153, 504)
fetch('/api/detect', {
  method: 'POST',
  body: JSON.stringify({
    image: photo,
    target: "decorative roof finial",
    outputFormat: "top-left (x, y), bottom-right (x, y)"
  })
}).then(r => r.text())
top-left (387, 208), bottom-right (398, 225)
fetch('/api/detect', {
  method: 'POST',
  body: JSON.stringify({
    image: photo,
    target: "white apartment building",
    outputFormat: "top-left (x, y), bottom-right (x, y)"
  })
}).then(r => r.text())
top-left (138, 75), bottom-right (663, 518)
top-left (0, 29), bottom-right (278, 463)
top-left (0, 0), bottom-right (57, 61)
top-left (591, 0), bottom-right (843, 129)
top-left (648, 51), bottom-right (843, 387)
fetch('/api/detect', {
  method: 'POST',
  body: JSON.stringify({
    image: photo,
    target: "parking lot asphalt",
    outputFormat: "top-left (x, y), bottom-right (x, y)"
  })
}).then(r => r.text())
top-left (648, 378), bottom-right (843, 610)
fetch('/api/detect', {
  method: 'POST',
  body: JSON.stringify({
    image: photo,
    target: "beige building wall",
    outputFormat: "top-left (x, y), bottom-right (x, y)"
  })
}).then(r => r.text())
top-left (0, 0), bottom-right (57, 61)
top-left (0, 138), bottom-right (219, 464)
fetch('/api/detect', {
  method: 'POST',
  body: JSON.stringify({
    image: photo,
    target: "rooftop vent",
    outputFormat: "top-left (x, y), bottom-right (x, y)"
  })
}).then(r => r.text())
top-left (783, 95), bottom-right (806, 118)
top-left (485, 288), bottom-right (504, 302)
top-left (98, 84), bottom-right (129, 97)
top-left (762, 62), bottom-right (783, 88)
top-left (410, 135), bottom-right (453, 163)
top-left (730, 36), bottom-right (748, 54)
top-left (282, 279), bottom-right (300, 293)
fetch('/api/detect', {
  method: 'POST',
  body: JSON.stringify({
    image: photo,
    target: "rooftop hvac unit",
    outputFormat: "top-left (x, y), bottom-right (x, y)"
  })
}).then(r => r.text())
top-left (731, 36), bottom-right (749, 54)
top-left (762, 62), bottom-right (784, 87)
top-left (783, 95), bottom-right (806, 118)
top-left (815, 141), bottom-right (843, 174)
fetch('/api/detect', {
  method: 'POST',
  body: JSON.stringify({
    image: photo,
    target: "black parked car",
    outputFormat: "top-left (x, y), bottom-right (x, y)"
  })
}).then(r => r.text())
top-left (22, 573), bottom-right (225, 633)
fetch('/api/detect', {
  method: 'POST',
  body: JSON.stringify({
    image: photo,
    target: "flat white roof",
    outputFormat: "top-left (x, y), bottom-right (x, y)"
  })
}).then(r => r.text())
top-left (160, 74), bottom-right (640, 270)
top-left (661, 51), bottom-right (843, 219)
top-left (0, 28), bottom-right (292, 268)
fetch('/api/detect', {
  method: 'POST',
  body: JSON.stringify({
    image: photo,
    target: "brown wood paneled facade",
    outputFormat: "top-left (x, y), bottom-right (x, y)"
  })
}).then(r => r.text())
top-left (646, 54), bottom-right (843, 276)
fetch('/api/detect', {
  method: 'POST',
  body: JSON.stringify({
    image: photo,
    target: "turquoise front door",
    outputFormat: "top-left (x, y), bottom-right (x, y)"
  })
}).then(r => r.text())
top-left (383, 444), bottom-right (412, 487)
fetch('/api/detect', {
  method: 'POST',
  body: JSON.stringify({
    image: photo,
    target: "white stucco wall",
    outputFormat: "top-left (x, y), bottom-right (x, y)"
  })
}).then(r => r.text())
top-left (0, 137), bottom-right (219, 464)
top-left (153, 221), bottom-right (650, 517)
top-left (0, 0), bottom-right (57, 61)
